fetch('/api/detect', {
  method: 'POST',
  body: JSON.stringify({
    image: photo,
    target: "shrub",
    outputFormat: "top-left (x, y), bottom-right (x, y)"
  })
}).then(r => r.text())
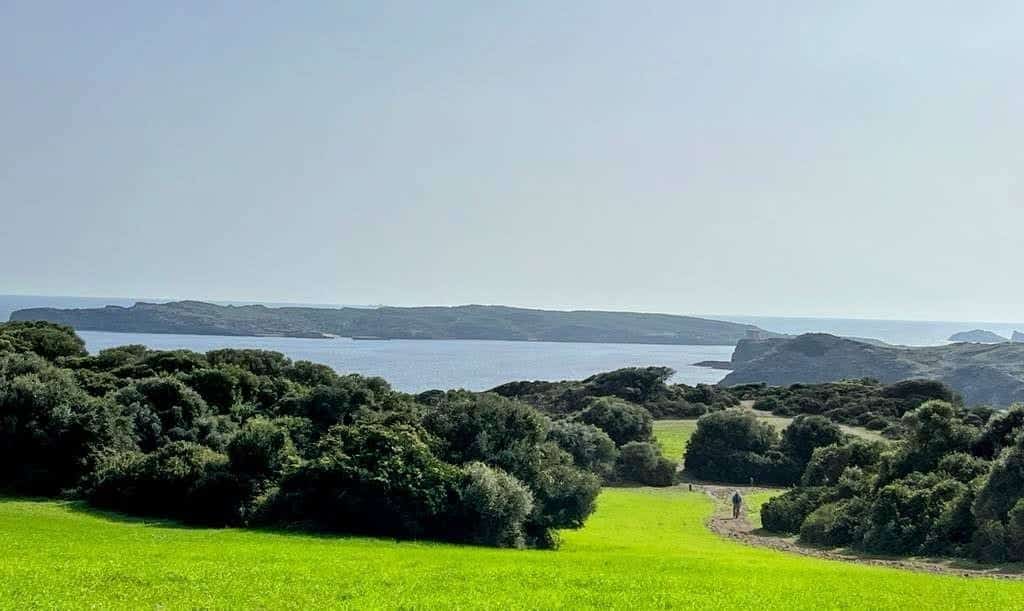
top-left (684, 410), bottom-right (783, 483)
top-left (87, 442), bottom-right (236, 523)
top-left (547, 420), bottom-right (617, 478)
top-left (185, 368), bottom-right (240, 412)
top-left (1007, 499), bottom-right (1024, 561)
top-left (761, 487), bottom-right (828, 534)
top-left (227, 418), bottom-right (295, 479)
top-left (972, 520), bottom-right (1008, 563)
top-left (576, 397), bottom-right (652, 446)
top-left (799, 500), bottom-right (866, 547)
top-left (270, 423), bottom-right (460, 538)
top-left (0, 361), bottom-right (131, 494)
top-left (459, 462), bottom-right (534, 548)
top-left (616, 442), bottom-right (675, 486)
top-left (937, 452), bottom-right (989, 484)
top-left (780, 415), bottom-right (844, 466)
top-left (973, 439), bottom-right (1024, 522)
top-left (752, 397), bottom-right (780, 412)
top-left (0, 321), bottom-right (86, 360)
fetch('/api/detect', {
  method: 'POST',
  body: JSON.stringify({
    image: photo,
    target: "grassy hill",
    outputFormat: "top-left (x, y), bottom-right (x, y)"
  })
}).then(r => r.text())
top-left (9, 301), bottom-right (773, 345)
top-left (3, 489), bottom-right (1022, 609)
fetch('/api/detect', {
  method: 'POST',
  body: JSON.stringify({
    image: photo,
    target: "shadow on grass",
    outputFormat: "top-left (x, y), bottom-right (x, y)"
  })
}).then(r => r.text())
top-left (0, 495), bottom-right (477, 548)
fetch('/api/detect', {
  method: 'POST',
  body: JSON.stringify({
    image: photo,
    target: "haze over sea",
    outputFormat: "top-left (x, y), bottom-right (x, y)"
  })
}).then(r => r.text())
top-left (5, 295), bottom-right (1024, 392)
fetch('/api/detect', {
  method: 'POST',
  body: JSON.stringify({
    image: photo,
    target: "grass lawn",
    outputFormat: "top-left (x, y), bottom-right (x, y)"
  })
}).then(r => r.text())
top-left (2, 489), bottom-right (1022, 609)
top-left (744, 490), bottom-right (781, 529)
top-left (652, 419), bottom-right (698, 463)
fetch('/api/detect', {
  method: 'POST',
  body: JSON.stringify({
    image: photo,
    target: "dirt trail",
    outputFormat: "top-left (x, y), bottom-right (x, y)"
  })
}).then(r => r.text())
top-left (698, 484), bottom-right (1024, 580)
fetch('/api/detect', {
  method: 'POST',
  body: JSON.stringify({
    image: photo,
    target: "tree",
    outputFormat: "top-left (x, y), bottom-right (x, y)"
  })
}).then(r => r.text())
top-left (780, 414), bottom-right (844, 466)
top-left (0, 321), bottom-right (86, 360)
top-left (547, 420), bottom-right (618, 478)
top-left (684, 410), bottom-right (784, 483)
top-left (459, 462), bottom-right (534, 548)
top-left (615, 441), bottom-right (675, 486)
top-left (576, 397), bottom-right (652, 446)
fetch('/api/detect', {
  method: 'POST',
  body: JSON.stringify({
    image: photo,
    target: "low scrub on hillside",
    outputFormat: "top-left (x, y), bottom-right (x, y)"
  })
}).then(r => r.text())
top-left (0, 321), bottom-right (614, 548)
top-left (758, 400), bottom-right (1024, 562)
top-left (490, 366), bottom-right (739, 418)
top-left (729, 378), bottom-right (991, 438)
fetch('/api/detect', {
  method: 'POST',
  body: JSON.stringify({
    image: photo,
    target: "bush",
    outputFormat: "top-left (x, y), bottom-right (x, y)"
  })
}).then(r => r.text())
top-left (269, 423), bottom-right (460, 538)
top-left (459, 462), bottom-right (534, 548)
top-left (937, 452), bottom-right (989, 484)
top-left (684, 410), bottom-right (787, 483)
top-left (615, 442), bottom-right (675, 486)
top-left (1007, 499), bottom-right (1024, 561)
top-left (972, 520), bottom-right (1008, 563)
top-left (0, 360), bottom-right (131, 494)
top-left (799, 500), bottom-right (867, 547)
top-left (87, 442), bottom-right (237, 524)
top-left (576, 397), bottom-right (652, 446)
top-left (761, 487), bottom-right (828, 534)
top-left (547, 420), bottom-right (617, 478)
top-left (0, 321), bottom-right (86, 360)
top-left (227, 418), bottom-right (295, 479)
top-left (973, 439), bottom-right (1024, 522)
top-left (780, 415), bottom-right (844, 466)
top-left (752, 397), bottom-right (780, 412)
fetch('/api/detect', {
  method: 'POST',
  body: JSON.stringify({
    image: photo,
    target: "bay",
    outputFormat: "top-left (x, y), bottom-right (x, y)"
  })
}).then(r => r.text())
top-left (79, 331), bottom-right (732, 393)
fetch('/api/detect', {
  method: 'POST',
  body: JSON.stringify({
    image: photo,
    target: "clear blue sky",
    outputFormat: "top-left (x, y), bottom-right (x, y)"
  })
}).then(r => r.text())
top-left (3, 2), bottom-right (1022, 320)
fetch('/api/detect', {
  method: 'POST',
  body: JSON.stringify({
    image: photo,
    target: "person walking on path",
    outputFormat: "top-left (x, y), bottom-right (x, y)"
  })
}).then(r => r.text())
top-left (731, 491), bottom-right (743, 519)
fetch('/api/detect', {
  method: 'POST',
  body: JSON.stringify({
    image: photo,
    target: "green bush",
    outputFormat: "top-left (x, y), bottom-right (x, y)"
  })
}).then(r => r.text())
top-left (972, 520), bottom-right (1008, 563)
top-left (548, 420), bottom-right (618, 478)
top-left (577, 397), bottom-right (653, 446)
top-left (761, 487), bottom-right (828, 534)
top-left (459, 462), bottom-right (534, 548)
top-left (615, 442), bottom-right (675, 486)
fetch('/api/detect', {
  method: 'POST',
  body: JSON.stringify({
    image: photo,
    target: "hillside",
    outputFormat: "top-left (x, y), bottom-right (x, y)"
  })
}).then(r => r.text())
top-left (720, 333), bottom-right (1024, 406)
top-left (948, 329), bottom-right (1007, 343)
top-left (10, 301), bottom-right (773, 345)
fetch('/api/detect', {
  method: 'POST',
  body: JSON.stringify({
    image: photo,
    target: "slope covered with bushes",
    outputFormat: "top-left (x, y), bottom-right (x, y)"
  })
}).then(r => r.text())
top-left (0, 321), bottom-right (612, 548)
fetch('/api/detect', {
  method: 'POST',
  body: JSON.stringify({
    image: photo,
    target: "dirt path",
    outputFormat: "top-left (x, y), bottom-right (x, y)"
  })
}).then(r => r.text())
top-left (698, 484), bottom-right (1024, 580)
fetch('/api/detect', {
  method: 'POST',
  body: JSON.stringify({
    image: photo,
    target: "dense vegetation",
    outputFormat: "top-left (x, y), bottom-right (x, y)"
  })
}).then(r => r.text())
top-left (0, 321), bottom-right (641, 548)
top-left (754, 399), bottom-right (1024, 562)
top-left (11, 300), bottom-right (773, 344)
top-left (491, 366), bottom-right (739, 418)
top-left (683, 411), bottom-right (845, 485)
top-left (730, 378), bottom-right (969, 438)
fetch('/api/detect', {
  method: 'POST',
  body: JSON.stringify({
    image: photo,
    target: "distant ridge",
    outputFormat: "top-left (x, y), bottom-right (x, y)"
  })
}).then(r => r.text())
top-left (10, 300), bottom-right (777, 346)
top-left (721, 333), bottom-right (1024, 406)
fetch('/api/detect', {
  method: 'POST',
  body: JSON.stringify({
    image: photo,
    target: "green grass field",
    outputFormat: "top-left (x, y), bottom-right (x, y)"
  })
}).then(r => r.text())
top-left (652, 419), bottom-right (698, 463)
top-left (2, 489), bottom-right (1021, 609)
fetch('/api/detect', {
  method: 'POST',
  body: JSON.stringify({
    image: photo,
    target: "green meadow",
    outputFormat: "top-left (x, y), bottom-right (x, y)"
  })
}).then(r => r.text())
top-left (652, 419), bottom-right (698, 464)
top-left (2, 488), bottom-right (1021, 609)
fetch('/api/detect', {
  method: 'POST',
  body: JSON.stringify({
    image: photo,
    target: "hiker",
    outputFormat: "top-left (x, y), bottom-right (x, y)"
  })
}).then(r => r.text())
top-left (731, 491), bottom-right (742, 519)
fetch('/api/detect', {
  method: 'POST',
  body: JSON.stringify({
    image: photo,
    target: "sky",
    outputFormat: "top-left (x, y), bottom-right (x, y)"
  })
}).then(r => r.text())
top-left (2, 2), bottom-right (1022, 321)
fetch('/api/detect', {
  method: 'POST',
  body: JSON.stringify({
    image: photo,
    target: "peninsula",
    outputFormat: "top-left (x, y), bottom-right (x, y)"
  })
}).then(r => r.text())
top-left (10, 300), bottom-right (774, 346)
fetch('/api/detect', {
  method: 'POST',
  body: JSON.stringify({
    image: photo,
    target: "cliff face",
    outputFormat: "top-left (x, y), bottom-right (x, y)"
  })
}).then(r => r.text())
top-left (721, 333), bottom-right (1024, 406)
top-left (10, 301), bottom-right (777, 346)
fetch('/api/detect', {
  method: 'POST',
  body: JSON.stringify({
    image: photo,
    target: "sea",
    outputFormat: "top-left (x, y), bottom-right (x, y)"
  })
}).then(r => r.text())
top-left (5, 295), bottom-right (1024, 393)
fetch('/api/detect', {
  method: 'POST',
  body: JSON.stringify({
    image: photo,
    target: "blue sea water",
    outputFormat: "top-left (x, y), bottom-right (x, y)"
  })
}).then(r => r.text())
top-left (6, 295), bottom-right (1024, 392)
top-left (77, 331), bottom-right (734, 392)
